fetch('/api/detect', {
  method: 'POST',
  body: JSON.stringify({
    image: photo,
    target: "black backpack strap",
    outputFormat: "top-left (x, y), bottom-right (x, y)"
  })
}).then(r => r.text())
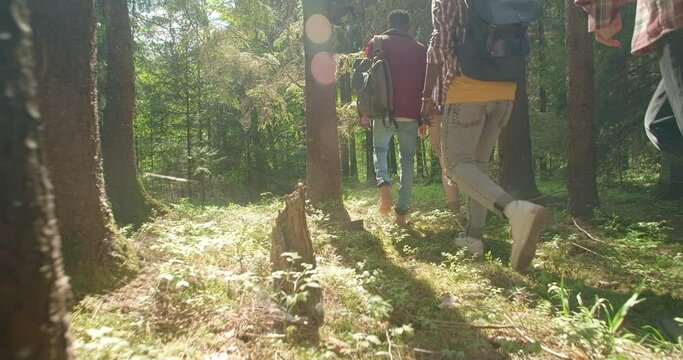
top-left (373, 35), bottom-right (383, 57)
top-left (381, 62), bottom-right (396, 127)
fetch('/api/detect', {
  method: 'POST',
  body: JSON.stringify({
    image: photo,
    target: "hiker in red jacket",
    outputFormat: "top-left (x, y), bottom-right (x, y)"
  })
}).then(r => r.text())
top-left (360, 10), bottom-right (427, 226)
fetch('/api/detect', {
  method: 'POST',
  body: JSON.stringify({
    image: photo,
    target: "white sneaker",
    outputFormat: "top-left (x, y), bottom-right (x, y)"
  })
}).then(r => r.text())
top-left (454, 234), bottom-right (484, 257)
top-left (504, 200), bottom-right (549, 272)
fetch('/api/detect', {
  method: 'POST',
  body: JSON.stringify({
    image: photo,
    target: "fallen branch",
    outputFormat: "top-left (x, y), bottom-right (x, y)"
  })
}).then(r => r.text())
top-left (412, 348), bottom-right (439, 355)
top-left (144, 173), bottom-right (195, 183)
top-left (385, 329), bottom-right (395, 360)
top-left (503, 314), bottom-right (570, 360)
top-left (572, 217), bottom-right (610, 245)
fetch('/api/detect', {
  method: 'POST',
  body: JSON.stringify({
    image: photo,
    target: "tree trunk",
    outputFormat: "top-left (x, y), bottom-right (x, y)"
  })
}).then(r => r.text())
top-left (365, 131), bottom-right (376, 187)
top-left (29, 0), bottom-right (134, 286)
top-left (565, 3), bottom-right (600, 217)
top-left (499, 74), bottom-right (540, 199)
top-left (416, 138), bottom-right (425, 178)
top-left (538, 19), bottom-right (548, 113)
top-left (350, 133), bottom-right (358, 182)
top-left (303, 0), bottom-right (350, 223)
top-left (101, 0), bottom-right (158, 228)
top-left (657, 152), bottom-right (683, 199)
top-left (339, 73), bottom-right (351, 181)
top-left (340, 136), bottom-right (350, 180)
top-left (388, 135), bottom-right (398, 177)
top-left (0, 1), bottom-right (73, 357)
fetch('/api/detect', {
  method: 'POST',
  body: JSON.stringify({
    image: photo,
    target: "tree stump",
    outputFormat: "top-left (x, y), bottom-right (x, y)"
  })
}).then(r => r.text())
top-left (271, 184), bottom-right (323, 328)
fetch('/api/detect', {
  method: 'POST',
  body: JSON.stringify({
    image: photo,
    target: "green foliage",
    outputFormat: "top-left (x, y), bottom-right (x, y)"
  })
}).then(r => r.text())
top-left (70, 183), bottom-right (683, 358)
top-left (547, 280), bottom-right (646, 358)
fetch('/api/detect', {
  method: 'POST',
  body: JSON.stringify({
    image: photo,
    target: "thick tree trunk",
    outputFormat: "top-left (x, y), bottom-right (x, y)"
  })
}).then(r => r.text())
top-left (657, 153), bottom-right (683, 199)
top-left (566, 3), bottom-right (600, 217)
top-left (0, 1), bottom-right (73, 357)
top-left (29, 0), bottom-right (134, 285)
top-left (101, 0), bottom-right (158, 227)
top-left (499, 74), bottom-right (540, 199)
top-left (365, 131), bottom-right (376, 187)
top-left (303, 0), bottom-right (350, 223)
top-left (538, 19), bottom-right (548, 113)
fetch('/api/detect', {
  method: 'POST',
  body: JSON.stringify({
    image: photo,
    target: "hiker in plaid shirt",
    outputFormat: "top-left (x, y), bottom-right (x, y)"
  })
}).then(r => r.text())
top-left (576, 0), bottom-right (683, 157)
top-left (422, 0), bottom-right (549, 272)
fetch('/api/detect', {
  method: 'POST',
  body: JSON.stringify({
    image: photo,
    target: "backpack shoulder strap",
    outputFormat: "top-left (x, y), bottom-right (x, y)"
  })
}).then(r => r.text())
top-left (373, 35), bottom-right (383, 56)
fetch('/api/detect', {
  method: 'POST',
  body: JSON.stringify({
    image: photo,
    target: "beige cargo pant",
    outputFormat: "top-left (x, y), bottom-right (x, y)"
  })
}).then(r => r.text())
top-left (429, 114), bottom-right (460, 210)
top-left (441, 100), bottom-right (516, 239)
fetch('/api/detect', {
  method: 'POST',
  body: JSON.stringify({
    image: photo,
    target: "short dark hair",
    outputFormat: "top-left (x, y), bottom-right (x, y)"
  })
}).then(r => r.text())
top-left (388, 9), bottom-right (410, 31)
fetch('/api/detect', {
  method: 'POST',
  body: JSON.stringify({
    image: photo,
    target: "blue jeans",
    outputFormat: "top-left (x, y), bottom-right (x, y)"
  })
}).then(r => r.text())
top-left (372, 118), bottom-right (418, 215)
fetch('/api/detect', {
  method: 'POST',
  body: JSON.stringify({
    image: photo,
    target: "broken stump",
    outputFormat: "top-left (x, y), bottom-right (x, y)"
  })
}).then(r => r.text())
top-left (271, 183), bottom-right (323, 328)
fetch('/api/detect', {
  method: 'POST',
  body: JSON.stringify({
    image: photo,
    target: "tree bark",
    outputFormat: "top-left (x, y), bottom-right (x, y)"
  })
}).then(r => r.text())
top-left (349, 133), bottom-right (358, 182)
top-left (538, 19), bottom-right (548, 113)
top-left (0, 1), bottom-right (73, 357)
top-left (303, 0), bottom-right (350, 223)
top-left (416, 138), bottom-right (425, 178)
top-left (340, 137), bottom-right (350, 180)
top-left (339, 73), bottom-right (352, 181)
top-left (499, 74), bottom-right (540, 199)
top-left (29, 0), bottom-right (134, 285)
top-left (388, 135), bottom-right (398, 177)
top-left (566, 3), bottom-right (600, 217)
top-left (657, 152), bottom-right (683, 199)
top-left (101, 0), bottom-right (158, 228)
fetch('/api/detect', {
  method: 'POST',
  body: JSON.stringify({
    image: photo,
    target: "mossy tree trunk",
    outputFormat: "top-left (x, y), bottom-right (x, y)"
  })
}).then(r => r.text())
top-left (29, 0), bottom-right (135, 288)
top-left (101, 0), bottom-right (159, 228)
top-left (0, 1), bottom-right (73, 357)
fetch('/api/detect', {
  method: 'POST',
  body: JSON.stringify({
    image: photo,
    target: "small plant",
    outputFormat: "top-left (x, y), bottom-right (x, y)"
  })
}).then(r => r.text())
top-left (547, 280), bottom-right (645, 357)
top-left (270, 252), bottom-right (322, 334)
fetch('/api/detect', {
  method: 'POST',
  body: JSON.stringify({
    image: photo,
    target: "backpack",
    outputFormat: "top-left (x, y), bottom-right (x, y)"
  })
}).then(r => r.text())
top-left (455, 0), bottom-right (540, 82)
top-left (351, 35), bottom-right (395, 123)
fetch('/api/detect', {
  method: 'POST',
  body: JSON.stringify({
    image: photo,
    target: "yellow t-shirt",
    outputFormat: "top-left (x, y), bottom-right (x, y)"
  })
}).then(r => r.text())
top-left (445, 75), bottom-right (516, 104)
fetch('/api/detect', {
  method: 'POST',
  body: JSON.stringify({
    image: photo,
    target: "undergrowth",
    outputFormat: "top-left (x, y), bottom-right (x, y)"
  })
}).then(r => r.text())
top-left (70, 180), bottom-right (683, 359)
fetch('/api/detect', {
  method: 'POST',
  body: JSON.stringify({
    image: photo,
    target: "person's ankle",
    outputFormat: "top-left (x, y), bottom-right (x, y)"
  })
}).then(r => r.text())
top-left (503, 200), bottom-right (520, 218)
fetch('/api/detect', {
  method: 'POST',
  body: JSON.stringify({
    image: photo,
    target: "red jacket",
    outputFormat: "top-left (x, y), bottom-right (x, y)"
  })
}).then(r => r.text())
top-left (365, 29), bottom-right (427, 120)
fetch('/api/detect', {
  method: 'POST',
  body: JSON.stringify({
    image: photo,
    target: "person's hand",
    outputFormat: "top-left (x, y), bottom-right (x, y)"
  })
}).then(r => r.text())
top-left (421, 98), bottom-right (434, 126)
top-left (359, 116), bottom-right (372, 131)
top-left (418, 123), bottom-right (428, 140)
top-left (595, 15), bottom-right (622, 48)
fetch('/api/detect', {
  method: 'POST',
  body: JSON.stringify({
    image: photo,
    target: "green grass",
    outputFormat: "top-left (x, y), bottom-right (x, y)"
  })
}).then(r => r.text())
top-left (71, 180), bottom-right (683, 359)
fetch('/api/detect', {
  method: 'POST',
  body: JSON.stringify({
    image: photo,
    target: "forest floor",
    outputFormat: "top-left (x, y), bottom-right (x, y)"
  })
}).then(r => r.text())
top-left (70, 180), bottom-right (683, 359)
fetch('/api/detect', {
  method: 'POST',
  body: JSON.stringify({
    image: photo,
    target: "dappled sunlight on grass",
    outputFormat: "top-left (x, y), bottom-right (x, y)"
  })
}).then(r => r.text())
top-left (71, 181), bottom-right (683, 359)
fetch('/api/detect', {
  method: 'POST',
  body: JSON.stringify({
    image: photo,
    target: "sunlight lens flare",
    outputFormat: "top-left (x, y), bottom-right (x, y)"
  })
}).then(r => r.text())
top-left (311, 52), bottom-right (336, 85)
top-left (305, 14), bottom-right (332, 44)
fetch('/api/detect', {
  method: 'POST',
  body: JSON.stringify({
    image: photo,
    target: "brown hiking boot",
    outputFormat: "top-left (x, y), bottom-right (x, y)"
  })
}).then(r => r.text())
top-left (378, 185), bottom-right (393, 215)
top-left (395, 213), bottom-right (408, 227)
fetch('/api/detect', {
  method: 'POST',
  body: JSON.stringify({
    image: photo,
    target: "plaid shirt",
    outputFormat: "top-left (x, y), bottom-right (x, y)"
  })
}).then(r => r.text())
top-left (427, 0), bottom-right (466, 108)
top-left (575, 0), bottom-right (683, 54)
